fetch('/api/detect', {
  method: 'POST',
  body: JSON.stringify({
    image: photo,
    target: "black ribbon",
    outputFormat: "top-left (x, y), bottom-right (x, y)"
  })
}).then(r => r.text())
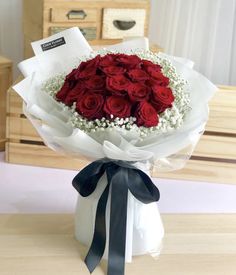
top-left (72, 158), bottom-right (160, 275)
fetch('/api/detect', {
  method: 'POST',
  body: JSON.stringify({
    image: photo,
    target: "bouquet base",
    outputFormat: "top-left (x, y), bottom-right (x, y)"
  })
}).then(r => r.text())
top-left (74, 171), bottom-right (164, 263)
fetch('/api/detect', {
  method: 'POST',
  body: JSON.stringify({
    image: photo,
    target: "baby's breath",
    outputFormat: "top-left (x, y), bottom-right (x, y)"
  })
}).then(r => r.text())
top-left (42, 74), bottom-right (66, 96)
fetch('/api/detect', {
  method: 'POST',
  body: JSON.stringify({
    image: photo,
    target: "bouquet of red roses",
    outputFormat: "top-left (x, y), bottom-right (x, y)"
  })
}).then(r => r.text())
top-left (55, 53), bottom-right (174, 129)
top-left (42, 47), bottom-right (189, 144)
top-left (14, 28), bottom-right (217, 275)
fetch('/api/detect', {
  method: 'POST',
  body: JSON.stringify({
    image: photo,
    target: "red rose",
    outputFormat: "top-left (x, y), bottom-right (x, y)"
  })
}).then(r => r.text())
top-left (76, 93), bottom-right (105, 120)
top-left (63, 69), bottom-right (79, 90)
top-left (99, 54), bottom-right (117, 67)
top-left (142, 60), bottom-right (161, 72)
top-left (56, 81), bottom-right (71, 102)
top-left (65, 68), bottom-right (77, 81)
top-left (116, 54), bottom-right (141, 69)
top-left (146, 77), bottom-right (170, 91)
top-left (76, 55), bottom-right (101, 79)
top-left (104, 96), bottom-right (131, 118)
top-left (76, 65), bottom-right (96, 79)
top-left (106, 75), bottom-right (131, 95)
top-left (64, 82), bottom-right (86, 106)
top-left (82, 55), bottom-right (101, 69)
top-left (128, 69), bottom-right (149, 82)
top-left (135, 101), bottom-right (159, 127)
top-left (145, 78), bottom-right (161, 88)
top-left (102, 66), bottom-right (126, 76)
top-left (127, 83), bottom-right (150, 102)
top-left (84, 75), bottom-right (105, 90)
top-left (151, 86), bottom-right (175, 113)
top-left (146, 67), bottom-right (169, 86)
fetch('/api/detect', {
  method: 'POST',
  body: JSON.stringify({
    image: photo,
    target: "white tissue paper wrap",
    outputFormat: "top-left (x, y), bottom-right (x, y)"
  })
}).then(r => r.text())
top-left (13, 27), bottom-right (217, 262)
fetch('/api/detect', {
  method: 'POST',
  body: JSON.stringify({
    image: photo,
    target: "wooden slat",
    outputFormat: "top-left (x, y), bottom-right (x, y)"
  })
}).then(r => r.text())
top-left (218, 85), bottom-right (236, 90)
top-left (6, 142), bottom-right (89, 170)
top-left (5, 141), bottom-right (235, 184)
top-left (7, 89), bottom-right (23, 115)
top-left (0, 214), bottom-right (236, 275)
top-left (6, 116), bottom-right (236, 160)
top-left (162, 214), bottom-right (236, 234)
top-left (6, 117), bottom-right (42, 142)
top-left (207, 88), bottom-right (236, 134)
top-left (193, 135), bottom-right (236, 160)
top-left (154, 159), bottom-right (236, 184)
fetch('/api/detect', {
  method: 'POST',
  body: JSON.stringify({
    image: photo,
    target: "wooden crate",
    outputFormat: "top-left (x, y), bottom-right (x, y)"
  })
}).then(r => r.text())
top-left (0, 56), bottom-right (12, 151)
top-left (23, 0), bottom-right (151, 58)
top-left (5, 81), bottom-right (236, 184)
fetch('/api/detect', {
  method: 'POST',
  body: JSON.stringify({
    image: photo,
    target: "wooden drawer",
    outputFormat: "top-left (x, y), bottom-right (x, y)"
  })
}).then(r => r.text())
top-left (50, 26), bottom-right (97, 40)
top-left (23, 0), bottom-right (151, 58)
top-left (51, 8), bottom-right (97, 23)
top-left (102, 8), bottom-right (146, 39)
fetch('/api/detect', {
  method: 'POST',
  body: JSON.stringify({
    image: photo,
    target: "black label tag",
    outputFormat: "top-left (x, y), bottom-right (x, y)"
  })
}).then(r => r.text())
top-left (41, 37), bottom-right (66, 51)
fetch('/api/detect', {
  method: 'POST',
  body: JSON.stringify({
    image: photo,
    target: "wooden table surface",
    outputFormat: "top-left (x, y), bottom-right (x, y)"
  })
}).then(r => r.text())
top-left (0, 214), bottom-right (236, 275)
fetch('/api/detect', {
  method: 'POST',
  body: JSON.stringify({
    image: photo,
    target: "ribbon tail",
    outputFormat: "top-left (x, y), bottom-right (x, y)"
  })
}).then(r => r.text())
top-left (107, 167), bottom-right (129, 275)
top-left (85, 183), bottom-right (110, 273)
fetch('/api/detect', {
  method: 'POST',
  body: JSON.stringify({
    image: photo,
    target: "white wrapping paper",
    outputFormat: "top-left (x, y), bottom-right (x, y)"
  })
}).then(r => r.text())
top-left (13, 27), bottom-right (217, 262)
top-left (75, 161), bottom-right (164, 262)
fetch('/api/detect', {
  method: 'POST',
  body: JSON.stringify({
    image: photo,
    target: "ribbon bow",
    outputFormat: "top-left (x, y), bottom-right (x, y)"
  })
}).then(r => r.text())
top-left (72, 158), bottom-right (160, 275)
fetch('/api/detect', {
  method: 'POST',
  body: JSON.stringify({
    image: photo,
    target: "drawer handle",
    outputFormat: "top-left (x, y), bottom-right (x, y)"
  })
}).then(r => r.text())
top-left (67, 10), bottom-right (87, 20)
top-left (113, 20), bottom-right (136, 30)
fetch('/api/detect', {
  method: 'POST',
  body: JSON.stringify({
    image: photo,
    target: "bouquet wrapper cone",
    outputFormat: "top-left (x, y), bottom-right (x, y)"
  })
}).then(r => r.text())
top-left (74, 162), bottom-right (164, 262)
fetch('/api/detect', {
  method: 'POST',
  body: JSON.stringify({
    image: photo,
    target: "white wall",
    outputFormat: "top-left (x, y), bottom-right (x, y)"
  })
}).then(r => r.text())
top-left (0, 0), bottom-right (235, 84)
top-left (149, 0), bottom-right (236, 85)
top-left (0, 0), bottom-right (23, 79)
